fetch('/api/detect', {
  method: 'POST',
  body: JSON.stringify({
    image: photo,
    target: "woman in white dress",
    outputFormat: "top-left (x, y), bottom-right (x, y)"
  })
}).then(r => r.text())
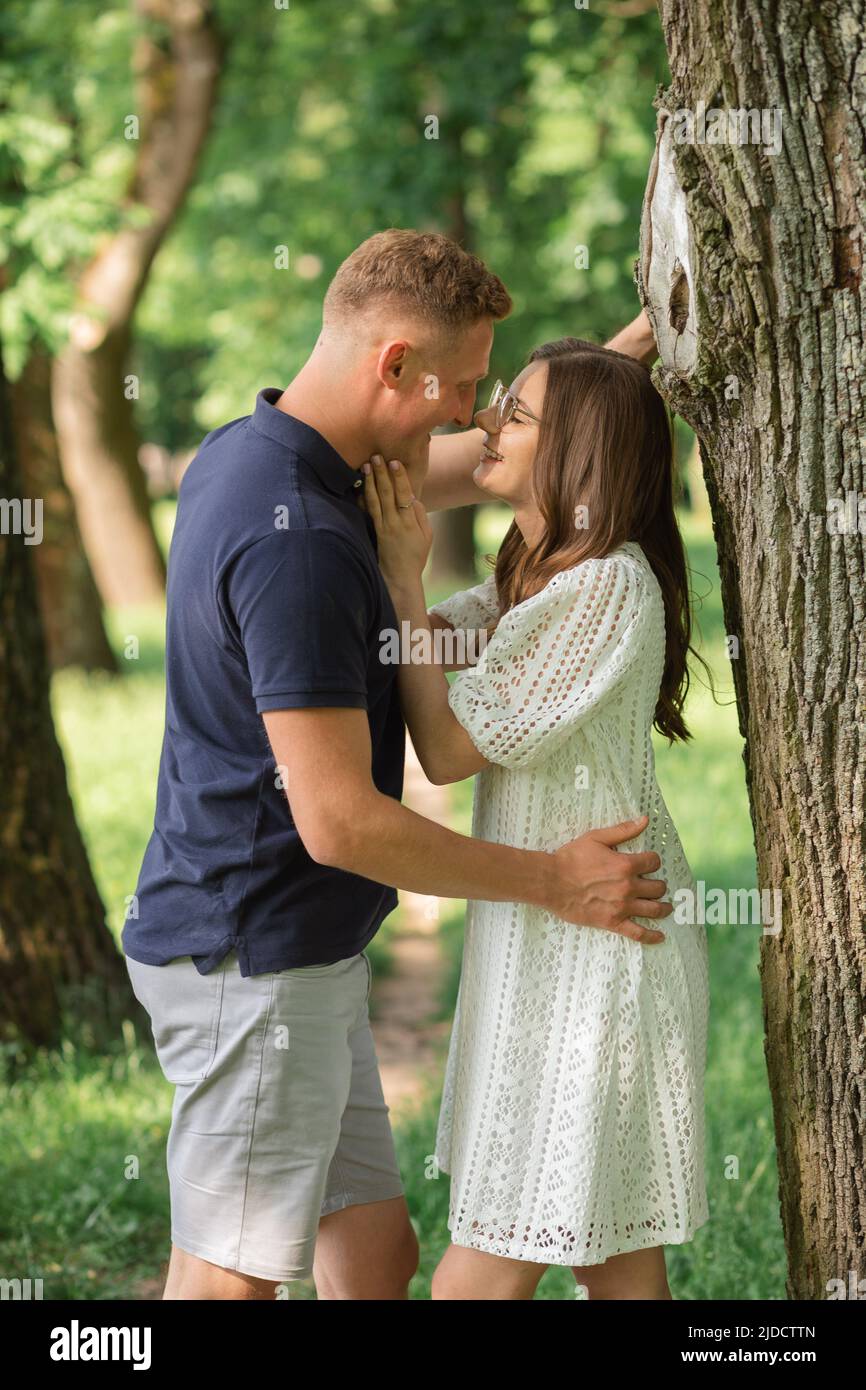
top-left (362, 337), bottom-right (710, 1301)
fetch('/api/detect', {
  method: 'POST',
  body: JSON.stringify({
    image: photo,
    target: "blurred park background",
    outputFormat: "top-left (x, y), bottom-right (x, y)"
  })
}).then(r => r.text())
top-left (1, 0), bottom-right (785, 1298)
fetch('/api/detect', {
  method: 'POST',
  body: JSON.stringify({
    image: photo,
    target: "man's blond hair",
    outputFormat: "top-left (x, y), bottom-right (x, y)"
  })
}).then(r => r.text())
top-left (323, 229), bottom-right (512, 337)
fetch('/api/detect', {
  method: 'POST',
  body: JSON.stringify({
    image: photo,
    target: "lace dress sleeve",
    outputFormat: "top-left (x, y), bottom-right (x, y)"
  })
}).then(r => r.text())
top-left (447, 555), bottom-right (653, 771)
top-left (428, 573), bottom-right (500, 633)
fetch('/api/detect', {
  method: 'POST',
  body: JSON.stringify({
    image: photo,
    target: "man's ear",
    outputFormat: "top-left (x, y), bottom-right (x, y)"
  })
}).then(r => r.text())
top-left (376, 340), bottom-right (409, 389)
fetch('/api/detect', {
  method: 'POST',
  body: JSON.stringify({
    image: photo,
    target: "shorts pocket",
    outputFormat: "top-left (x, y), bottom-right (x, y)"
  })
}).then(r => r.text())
top-left (293, 959), bottom-right (346, 974)
top-left (127, 955), bottom-right (224, 1086)
top-left (275, 957), bottom-right (349, 979)
top-left (361, 950), bottom-right (372, 1004)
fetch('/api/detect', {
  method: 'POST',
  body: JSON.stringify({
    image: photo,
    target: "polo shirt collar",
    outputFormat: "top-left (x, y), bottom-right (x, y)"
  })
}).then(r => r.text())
top-left (251, 387), bottom-right (365, 498)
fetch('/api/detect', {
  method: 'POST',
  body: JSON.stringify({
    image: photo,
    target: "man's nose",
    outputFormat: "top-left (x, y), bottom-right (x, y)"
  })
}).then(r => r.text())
top-left (452, 390), bottom-right (477, 428)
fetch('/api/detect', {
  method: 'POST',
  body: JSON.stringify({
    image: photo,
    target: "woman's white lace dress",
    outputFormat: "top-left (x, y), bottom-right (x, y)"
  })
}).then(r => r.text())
top-left (427, 541), bottom-right (710, 1267)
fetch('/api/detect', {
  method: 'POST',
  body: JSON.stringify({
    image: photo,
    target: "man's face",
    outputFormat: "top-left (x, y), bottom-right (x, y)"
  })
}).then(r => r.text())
top-left (372, 317), bottom-right (494, 493)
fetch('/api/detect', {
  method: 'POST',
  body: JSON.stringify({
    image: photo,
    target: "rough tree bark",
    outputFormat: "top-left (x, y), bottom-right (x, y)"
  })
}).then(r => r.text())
top-left (11, 353), bottom-right (117, 672)
top-left (52, 0), bottom-right (222, 606)
top-left (0, 338), bottom-right (142, 1050)
top-left (638, 1), bottom-right (865, 1297)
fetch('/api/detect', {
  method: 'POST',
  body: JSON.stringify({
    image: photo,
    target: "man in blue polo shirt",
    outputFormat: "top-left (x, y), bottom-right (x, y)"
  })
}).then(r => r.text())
top-left (125, 399), bottom-right (404, 979)
top-left (124, 229), bottom-right (669, 1300)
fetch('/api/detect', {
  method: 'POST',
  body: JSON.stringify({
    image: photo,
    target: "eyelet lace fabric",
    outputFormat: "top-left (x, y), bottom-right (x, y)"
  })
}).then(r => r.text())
top-left (427, 542), bottom-right (710, 1267)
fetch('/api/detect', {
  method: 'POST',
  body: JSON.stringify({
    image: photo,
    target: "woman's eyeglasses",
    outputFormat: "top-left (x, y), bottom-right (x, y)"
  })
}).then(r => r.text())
top-left (476, 379), bottom-right (542, 432)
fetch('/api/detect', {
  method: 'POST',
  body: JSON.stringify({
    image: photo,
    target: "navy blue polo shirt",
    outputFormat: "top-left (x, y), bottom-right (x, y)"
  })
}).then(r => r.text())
top-left (122, 388), bottom-right (404, 976)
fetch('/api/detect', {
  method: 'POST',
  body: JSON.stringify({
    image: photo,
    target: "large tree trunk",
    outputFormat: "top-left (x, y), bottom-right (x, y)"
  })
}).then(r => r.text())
top-left (638, 1), bottom-right (865, 1297)
top-left (11, 352), bottom-right (117, 672)
top-left (0, 339), bottom-right (142, 1050)
top-left (52, 0), bottom-right (222, 606)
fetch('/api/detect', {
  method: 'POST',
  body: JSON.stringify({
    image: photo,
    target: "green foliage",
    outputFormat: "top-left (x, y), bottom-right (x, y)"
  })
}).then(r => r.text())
top-left (0, 0), bottom-right (139, 372)
top-left (131, 0), bottom-right (672, 442)
top-left (2, 0), bottom-right (672, 434)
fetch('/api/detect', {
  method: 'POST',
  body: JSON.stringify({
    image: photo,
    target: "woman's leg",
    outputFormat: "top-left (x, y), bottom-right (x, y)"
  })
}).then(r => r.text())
top-left (572, 1244), bottom-right (672, 1300)
top-left (432, 1243), bottom-right (549, 1301)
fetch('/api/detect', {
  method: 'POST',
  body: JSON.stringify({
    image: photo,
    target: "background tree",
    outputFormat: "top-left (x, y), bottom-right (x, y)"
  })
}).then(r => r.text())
top-left (11, 351), bottom-right (117, 670)
top-left (0, 0), bottom-right (118, 669)
top-left (50, 0), bottom-right (222, 605)
top-left (638, 0), bottom-right (865, 1297)
top-left (0, 330), bottom-right (139, 1050)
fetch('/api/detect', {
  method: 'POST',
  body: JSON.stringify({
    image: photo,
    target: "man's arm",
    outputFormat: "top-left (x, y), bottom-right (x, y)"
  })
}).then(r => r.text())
top-left (423, 311), bottom-right (659, 511)
top-left (262, 706), bottom-right (672, 944)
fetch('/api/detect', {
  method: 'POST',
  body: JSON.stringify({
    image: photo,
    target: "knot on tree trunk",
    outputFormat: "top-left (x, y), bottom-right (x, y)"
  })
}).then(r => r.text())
top-left (639, 108), bottom-right (698, 378)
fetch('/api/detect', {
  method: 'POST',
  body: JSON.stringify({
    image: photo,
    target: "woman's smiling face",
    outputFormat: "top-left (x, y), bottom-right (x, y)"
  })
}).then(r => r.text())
top-left (472, 360), bottom-right (547, 508)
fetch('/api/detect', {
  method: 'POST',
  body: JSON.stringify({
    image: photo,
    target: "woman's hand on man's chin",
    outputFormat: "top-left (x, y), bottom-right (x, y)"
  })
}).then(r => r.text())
top-left (362, 452), bottom-right (433, 598)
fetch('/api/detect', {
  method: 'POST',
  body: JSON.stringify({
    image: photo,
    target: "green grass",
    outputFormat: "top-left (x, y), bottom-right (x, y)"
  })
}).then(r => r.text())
top-left (0, 1040), bottom-right (179, 1300)
top-left (0, 500), bottom-right (785, 1299)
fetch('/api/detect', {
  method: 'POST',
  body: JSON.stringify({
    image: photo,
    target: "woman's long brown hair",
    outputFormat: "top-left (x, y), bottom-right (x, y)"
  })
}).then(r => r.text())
top-left (491, 337), bottom-right (709, 743)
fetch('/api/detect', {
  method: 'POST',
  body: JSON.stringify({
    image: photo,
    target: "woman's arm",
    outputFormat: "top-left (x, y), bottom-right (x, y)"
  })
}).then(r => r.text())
top-left (604, 309), bottom-right (658, 366)
top-left (392, 575), bottom-right (491, 784)
top-left (421, 427), bottom-right (488, 512)
top-left (363, 454), bottom-right (491, 782)
top-left (427, 611), bottom-right (480, 673)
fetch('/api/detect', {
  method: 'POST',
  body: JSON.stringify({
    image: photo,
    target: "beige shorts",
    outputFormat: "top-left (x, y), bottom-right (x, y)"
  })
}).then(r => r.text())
top-left (125, 948), bottom-right (404, 1282)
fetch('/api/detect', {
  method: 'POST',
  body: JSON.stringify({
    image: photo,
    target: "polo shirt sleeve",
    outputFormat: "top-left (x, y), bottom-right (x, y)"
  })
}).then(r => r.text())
top-left (223, 529), bottom-right (374, 713)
